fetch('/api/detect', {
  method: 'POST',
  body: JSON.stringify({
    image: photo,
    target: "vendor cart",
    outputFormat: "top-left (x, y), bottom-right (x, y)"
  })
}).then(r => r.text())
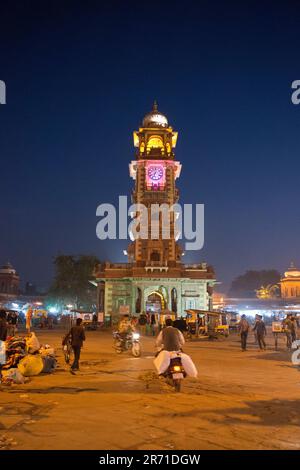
top-left (70, 310), bottom-right (98, 330)
top-left (272, 321), bottom-right (287, 350)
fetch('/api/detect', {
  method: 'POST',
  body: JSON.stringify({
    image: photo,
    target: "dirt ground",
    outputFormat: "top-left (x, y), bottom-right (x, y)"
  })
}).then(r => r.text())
top-left (0, 327), bottom-right (300, 450)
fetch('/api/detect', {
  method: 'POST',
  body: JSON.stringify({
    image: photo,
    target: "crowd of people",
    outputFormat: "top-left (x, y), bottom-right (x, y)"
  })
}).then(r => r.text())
top-left (121, 311), bottom-right (196, 337)
top-left (125, 311), bottom-right (159, 337)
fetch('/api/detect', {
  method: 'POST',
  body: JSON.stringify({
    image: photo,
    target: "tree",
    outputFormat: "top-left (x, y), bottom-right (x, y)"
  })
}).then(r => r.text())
top-left (228, 270), bottom-right (281, 298)
top-left (47, 255), bottom-right (100, 310)
top-left (255, 284), bottom-right (280, 299)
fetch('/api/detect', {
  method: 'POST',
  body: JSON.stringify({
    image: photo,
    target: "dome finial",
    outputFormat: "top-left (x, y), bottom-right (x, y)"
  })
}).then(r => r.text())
top-left (142, 102), bottom-right (168, 128)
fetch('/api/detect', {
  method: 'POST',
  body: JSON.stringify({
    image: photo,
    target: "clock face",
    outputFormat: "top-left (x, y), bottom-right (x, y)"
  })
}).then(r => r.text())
top-left (147, 165), bottom-right (164, 181)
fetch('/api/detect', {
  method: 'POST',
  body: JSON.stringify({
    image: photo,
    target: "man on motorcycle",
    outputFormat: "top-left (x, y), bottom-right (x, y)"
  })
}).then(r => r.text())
top-left (117, 314), bottom-right (135, 346)
top-left (154, 318), bottom-right (197, 383)
top-left (156, 318), bottom-right (185, 352)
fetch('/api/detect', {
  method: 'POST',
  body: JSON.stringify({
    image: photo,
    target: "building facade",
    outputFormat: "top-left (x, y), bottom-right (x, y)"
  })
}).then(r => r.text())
top-left (0, 262), bottom-right (20, 300)
top-left (280, 262), bottom-right (300, 299)
top-left (94, 103), bottom-right (215, 321)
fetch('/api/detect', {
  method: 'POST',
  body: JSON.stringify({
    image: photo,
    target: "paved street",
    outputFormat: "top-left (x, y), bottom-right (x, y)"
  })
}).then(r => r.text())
top-left (0, 328), bottom-right (300, 450)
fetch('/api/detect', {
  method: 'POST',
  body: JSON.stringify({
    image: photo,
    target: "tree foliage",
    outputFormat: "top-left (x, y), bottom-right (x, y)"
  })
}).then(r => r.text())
top-left (228, 270), bottom-right (281, 298)
top-left (47, 255), bottom-right (100, 310)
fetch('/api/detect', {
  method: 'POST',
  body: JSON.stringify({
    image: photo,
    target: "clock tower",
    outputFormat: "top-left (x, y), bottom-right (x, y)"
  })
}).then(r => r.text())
top-left (128, 101), bottom-right (182, 268)
top-left (94, 103), bottom-right (215, 321)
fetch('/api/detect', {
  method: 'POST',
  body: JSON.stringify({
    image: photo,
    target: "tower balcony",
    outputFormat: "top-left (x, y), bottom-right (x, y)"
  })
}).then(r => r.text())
top-left (138, 191), bottom-right (171, 204)
top-left (144, 260), bottom-right (169, 273)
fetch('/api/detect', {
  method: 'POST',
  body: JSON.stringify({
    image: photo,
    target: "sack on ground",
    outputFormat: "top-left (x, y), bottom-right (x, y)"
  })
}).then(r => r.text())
top-left (42, 356), bottom-right (56, 373)
top-left (39, 345), bottom-right (55, 357)
top-left (18, 354), bottom-right (44, 376)
top-left (2, 368), bottom-right (25, 384)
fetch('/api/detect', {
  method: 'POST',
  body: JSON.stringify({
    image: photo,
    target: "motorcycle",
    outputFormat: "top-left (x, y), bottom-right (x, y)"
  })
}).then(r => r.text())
top-left (113, 331), bottom-right (141, 357)
top-left (158, 351), bottom-right (186, 392)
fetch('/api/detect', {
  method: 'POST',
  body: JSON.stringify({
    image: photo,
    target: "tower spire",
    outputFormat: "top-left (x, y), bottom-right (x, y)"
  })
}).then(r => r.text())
top-left (152, 100), bottom-right (158, 112)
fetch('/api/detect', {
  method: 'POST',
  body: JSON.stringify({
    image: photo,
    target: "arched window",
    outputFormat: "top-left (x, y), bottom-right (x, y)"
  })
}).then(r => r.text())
top-left (136, 287), bottom-right (142, 313)
top-left (147, 136), bottom-right (163, 150)
top-left (150, 251), bottom-right (160, 262)
top-left (171, 288), bottom-right (177, 313)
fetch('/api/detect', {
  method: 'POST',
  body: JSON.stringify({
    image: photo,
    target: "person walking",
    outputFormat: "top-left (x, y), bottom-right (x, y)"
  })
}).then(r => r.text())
top-left (238, 314), bottom-right (250, 351)
top-left (7, 311), bottom-right (18, 337)
top-left (253, 316), bottom-right (267, 350)
top-left (291, 316), bottom-right (298, 343)
top-left (150, 313), bottom-right (157, 337)
top-left (253, 314), bottom-right (259, 344)
top-left (138, 312), bottom-right (147, 336)
top-left (0, 310), bottom-right (8, 341)
top-left (26, 306), bottom-right (33, 333)
top-left (66, 318), bottom-right (86, 372)
top-left (282, 315), bottom-right (293, 350)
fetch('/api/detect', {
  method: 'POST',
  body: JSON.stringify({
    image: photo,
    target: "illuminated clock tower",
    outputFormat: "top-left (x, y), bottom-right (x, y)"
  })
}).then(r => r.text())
top-left (94, 103), bottom-right (215, 321)
top-left (128, 101), bottom-right (182, 268)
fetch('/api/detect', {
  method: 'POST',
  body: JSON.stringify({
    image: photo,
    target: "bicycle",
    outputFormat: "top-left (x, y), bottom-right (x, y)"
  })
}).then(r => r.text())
top-left (62, 335), bottom-right (73, 364)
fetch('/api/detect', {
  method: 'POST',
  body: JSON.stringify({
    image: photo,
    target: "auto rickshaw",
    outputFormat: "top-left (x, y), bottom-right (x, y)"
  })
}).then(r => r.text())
top-left (185, 310), bottom-right (199, 338)
top-left (215, 312), bottom-right (229, 337)
top-left (33, 308), bottom-right (48, 328)
top-left (185, 309), bottom-right (230, 338)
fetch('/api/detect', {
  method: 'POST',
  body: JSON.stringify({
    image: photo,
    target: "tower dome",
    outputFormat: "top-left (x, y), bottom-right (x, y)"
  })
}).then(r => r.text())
top-left (0, 261), bottom-right (16, 275)
top-left (142, 101), bottom-right (168, 128)
top-left (284, 261), bottom-right (300, 278)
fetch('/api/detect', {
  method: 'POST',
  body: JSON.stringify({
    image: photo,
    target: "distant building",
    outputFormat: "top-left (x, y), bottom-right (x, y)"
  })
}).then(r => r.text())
top-left (0, 262), bottom-right (20, 299)
top-left (212, 291), bottom-right (227, 309)
top-left (280, 262), bottom-right (300, 299)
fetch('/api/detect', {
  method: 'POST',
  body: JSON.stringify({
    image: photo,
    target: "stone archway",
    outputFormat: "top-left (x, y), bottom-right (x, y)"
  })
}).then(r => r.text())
top-left (147, 290), bottom-right (165, 310)
top-left (143, 286), bottom-right (167, 315)
top-left (146, 292), bottom-right (163, 314)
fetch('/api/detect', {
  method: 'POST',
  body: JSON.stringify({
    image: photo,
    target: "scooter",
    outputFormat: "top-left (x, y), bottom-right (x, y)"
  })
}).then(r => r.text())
top-left (160, 351), bottom-right (186, 392)
top-left (113, 331), bottom-right (141, 357)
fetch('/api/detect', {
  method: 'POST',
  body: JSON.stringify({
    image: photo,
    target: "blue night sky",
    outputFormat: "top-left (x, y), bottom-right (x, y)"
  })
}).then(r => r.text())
top-left (0, 1), bottom-right (300, 292)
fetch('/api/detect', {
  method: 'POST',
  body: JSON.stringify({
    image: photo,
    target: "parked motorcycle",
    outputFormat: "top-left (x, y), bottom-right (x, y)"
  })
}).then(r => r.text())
top-left (113, 331), bottom-right (141, 357)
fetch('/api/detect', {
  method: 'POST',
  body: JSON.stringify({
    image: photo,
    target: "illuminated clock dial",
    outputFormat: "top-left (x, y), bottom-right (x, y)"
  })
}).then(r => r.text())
top-left (148, 165), bottom-right (164, 181)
